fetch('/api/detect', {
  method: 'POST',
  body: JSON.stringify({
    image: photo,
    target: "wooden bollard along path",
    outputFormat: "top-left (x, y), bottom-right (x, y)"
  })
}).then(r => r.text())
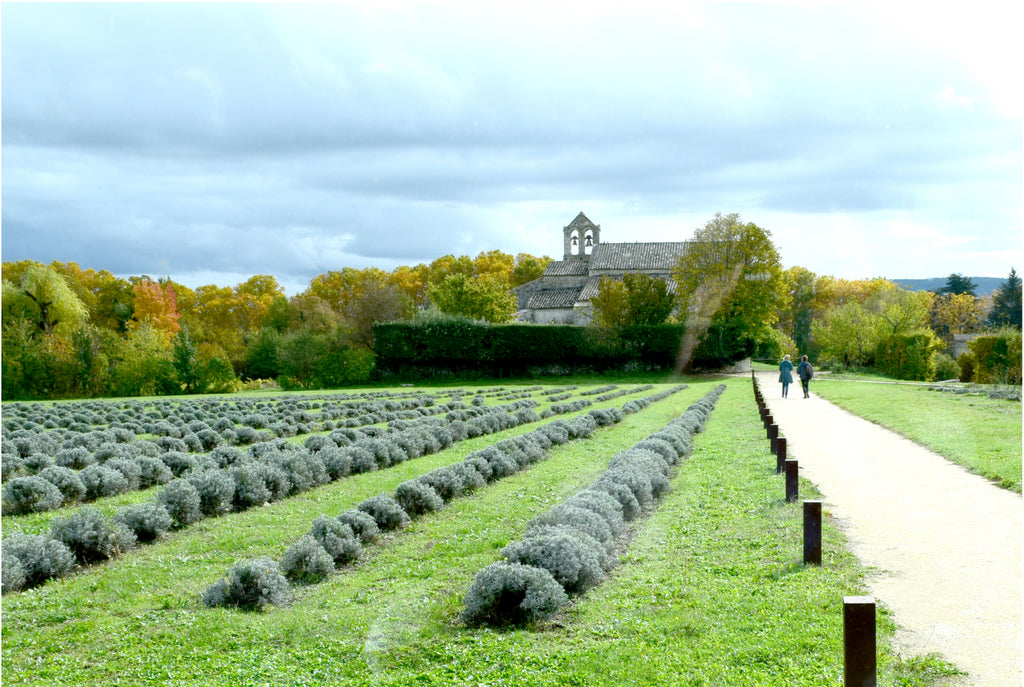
top-left (844, 596), bottom-right (877, 687)
top-left (803, 500), bottom-right (822, 565)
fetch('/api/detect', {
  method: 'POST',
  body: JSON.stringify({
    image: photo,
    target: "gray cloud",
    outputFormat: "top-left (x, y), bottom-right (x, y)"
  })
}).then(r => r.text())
top-left (2, 3), bottom-right (1020, 292)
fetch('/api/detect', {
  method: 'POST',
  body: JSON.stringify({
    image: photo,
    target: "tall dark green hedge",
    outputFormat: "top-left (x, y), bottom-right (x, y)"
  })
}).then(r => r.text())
top-left (373, 322), bottom-right (715, 376)
top-left (874, 333), bottom-right (940, 381)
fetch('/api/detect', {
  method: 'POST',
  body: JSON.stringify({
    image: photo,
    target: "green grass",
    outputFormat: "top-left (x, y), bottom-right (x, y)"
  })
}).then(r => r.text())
top-left (813, 379), bottom-right (1022, 492)
top-left (2, 380), bottom-right (958, 685)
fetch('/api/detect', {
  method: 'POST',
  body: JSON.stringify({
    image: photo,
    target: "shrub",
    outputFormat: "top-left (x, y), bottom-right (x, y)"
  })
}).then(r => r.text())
top-left (137, 455), bottom-right (174, 488)
top-left (450, 462), bottom-right (486, 494)
top-left (209, 446), bottom-right (246, 469)
top-left (280, 534), bottom-right (335, 584)
top-left (154, 436), bottom-right (188, 453)
top-left (588, 478), bottom-right (642, 521)
top-left (2, 552), bottom-right (27, 594)
top-left (105, 457), bottom-right (142, 490)
top-left (187, 469), bottom-right (236, 517)
top-left (528, 504), bottom-right (613, 550)
top-left (596, 463), bottom-right (654, 512)
top-left (2, 476), bottom-right (64, 515)
top-left (50, 507), bottom-right (137, 564)
top-left (195, 429), bottom-right (221, 451)
top-left (254, 462), bottom-right (291, 502)
top-left (38, 465), bottom-right (87, 505)
top-left (875, 333), bottom-right (942, 381)
top-left (1, 532), bottom-right (76, 589)
top-left (234, 426), bottom-right (259, 445)
top-left (538, 422), bottom-right (570, 446)
top-left (416, 467), bottom-right (465, 502)
top-left (931, 351), bottom-right (961, 382)
top-left (461, 454), bottom-right (493, 482)
top-left (54, 447), bottom-right (96, 470)
top-left (22, 452), bottom-right (55, 474)
top-left (157, 478), bottom-right (204, 528)
top-left (610, 450), bottom-right (670, 498)
top-left (336, 509), bottom-right (380, 545)
top-left (460, 562), bottom-right (569, 627)
top-left (113, 502), bottom-right (173, 543)
top-left (357, 494), bottom-right (410, 531)
top-left (319, 447), bottom-right (352, 481)
top-left (346, 444), bottom-right (377, 474)
top-left (230, 464), bottom-right (273, 511)
top-left (79, 464), bottom-right (131, 501)
top-left (202, 558), bottom-right (291, 611)
top-left (309, 515), bottom-right (362, 565)
top-left (503, 528), bottom-right (606, 595)
top-left (564, 489), bottom-right (625, 536)
top-left (304, 435), bottom-right (332, 453)
top-left (632, 438), bottom-right (678, 466)
top-left (160, 451), bottom-right (198, 477)
top-left (395, 480), bottom-right (445, 517)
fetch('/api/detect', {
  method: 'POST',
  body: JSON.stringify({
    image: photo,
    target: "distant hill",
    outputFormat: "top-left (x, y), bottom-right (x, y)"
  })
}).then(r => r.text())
top-left (892, 277), bottom-right (1004, 297)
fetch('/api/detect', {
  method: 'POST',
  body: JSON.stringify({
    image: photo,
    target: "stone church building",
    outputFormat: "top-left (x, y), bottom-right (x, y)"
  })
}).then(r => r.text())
top-left (514, 212), bottom-right (692, 325)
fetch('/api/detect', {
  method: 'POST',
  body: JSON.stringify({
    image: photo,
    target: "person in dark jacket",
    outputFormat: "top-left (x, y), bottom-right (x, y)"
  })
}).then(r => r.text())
top-left (797, 355), bottom-right (814, 398)
top-left (778, 354), bottom-right (794, 398)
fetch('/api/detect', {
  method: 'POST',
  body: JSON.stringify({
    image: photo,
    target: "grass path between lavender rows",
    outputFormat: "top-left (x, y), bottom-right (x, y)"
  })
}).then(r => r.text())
top-left (2, 378), bottom-right (957, 686)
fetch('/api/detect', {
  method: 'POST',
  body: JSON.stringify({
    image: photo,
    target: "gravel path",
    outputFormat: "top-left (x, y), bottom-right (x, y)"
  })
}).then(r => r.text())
top-left (755, 372), bottom-right (1021, 687)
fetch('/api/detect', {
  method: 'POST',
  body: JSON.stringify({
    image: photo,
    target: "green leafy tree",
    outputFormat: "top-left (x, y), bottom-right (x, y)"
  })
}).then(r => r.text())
top-left (511, 253), bottom-right (552, 287)
top-left (871, 285), bottom-right (933, 336)
top-left (3, 262), bottom-right (88, 336)
top-left (813, 283), bottom-right (932, 369)
top-left (427, 273), bottom-right (517, 323)
top-left (243, 328), bottom-right (282, 380)
top-left (672, 213), bottom-right (785, 370)
top-left (939, 273), bottom-right (977, 296)
top-left (337, 277), bottom-right (413, 349)
top-left (988, 268), bottom-right (1022, 329)
top-left (106, 323), bottom-right (177, 397)
top-left (171, 328), bottom-right (200, 393)
top-left (929, 292), bottom-right (986, 347)
top-left (812, 301), bottom-right (885, 368)
top-left (590, 274), bottom-right (675, 327)
top-left (777, 266), bottom-right (818, 356)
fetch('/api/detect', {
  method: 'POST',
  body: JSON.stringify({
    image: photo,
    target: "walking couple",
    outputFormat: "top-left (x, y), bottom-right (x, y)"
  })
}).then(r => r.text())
top-left (779, 354), bottom-right (813, 398)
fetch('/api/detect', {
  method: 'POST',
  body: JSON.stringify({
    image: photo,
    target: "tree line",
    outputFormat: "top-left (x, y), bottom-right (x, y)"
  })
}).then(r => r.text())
top-left (3, 214), bottom-right (1021, 400)
top-left (2, 251), bottom-right (550, 399)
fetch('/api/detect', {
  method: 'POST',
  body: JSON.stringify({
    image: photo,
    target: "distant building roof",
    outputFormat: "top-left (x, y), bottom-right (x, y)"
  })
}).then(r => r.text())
top-left (542, 260), bottom-right (591, 277)
top-left (524, 287), bottom-right (584, 310)
top-left (589, 242), bottom-right (691, 272)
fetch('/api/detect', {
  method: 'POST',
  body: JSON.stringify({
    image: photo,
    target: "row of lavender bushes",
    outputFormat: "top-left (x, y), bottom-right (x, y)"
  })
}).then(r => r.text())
top-left (1, 398), bottom-right (553, 594)
top-left (460, 384), bottom-right (726, 627)
top-left (200, 387), bottom-right (689, 610)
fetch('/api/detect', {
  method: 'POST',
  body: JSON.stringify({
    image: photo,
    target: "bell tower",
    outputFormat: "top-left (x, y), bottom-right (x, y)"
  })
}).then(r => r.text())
top-left (562, 212), bottom-right (600, 260)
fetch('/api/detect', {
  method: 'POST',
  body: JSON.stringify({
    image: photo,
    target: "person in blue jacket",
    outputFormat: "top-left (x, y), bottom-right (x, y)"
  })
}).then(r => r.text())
top-left (778, 354), bottom-right (794, 398)
top-left (797, 355), bottom-right (814, 398)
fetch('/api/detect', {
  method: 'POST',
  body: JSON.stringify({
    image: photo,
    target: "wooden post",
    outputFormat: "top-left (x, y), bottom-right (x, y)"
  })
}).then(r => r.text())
top-left (844, 596), bottom-right (877, 687)
top-left (785, 459), bottom-right (798, 502)
top-left (776, 437), bottom-right (786, 473)
top-left (803, 500), bottom-right (821, 565)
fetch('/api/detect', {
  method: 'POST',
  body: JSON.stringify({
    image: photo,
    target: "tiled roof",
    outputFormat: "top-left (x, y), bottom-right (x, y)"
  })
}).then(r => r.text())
top-left (578, 277), bottom-right (603, 301)
top-left (542, 260), bottom-right (591, 277)
top-left (589, 242), bottom-right (692, 271)
top-left (524, 287), bottom-right (584, 310)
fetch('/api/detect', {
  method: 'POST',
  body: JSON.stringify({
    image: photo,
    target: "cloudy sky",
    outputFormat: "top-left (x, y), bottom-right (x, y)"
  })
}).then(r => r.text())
top-left (2, 2), bottom-right (1021, 296)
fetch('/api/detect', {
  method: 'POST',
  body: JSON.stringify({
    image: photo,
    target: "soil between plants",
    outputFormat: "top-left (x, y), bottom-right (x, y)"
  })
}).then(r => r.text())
top-left (755, 371), bottom-right (1021, 687)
